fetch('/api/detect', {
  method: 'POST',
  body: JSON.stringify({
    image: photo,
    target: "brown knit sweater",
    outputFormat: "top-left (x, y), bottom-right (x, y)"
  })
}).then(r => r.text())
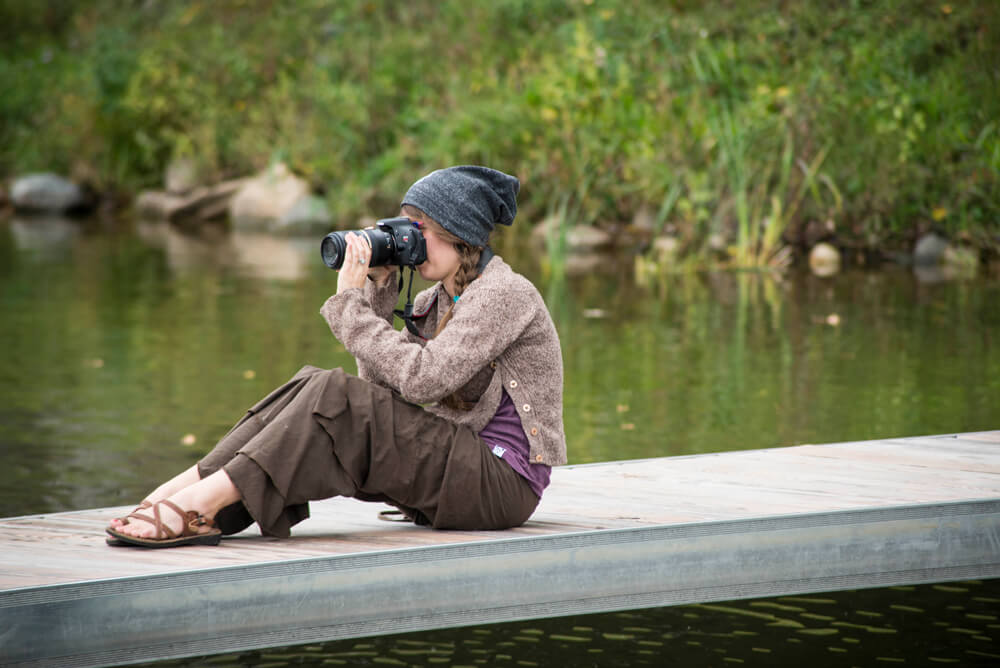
top-left (320, 255), bottom-right (567, 466)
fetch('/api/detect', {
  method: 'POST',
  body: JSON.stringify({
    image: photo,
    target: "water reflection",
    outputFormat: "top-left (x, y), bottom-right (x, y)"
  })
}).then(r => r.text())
top-left (2, 217), bottom-right (998, 665)
top-left (8, 215), bottom-right (81, 257)
top-left (136, 221), bottom-right (318, 280)
top-left (1, 218), bottom-right (998, 514)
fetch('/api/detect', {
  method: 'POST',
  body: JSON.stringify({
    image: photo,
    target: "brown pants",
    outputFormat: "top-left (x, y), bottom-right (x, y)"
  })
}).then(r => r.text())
top-left (198, 366), bottom-right (539, 538)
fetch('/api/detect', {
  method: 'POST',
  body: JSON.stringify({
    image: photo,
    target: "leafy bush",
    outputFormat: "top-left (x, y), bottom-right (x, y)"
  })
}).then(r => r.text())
top-left (1, 0), bottom-right (997, 263)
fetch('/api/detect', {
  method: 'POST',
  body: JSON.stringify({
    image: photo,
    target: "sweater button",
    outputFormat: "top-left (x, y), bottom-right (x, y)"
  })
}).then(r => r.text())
top-left (530, 427), bottom-right (538, 436)
top-left (509, 380), bottom-right (518, 389)
top-left (523, 404), bottom-right (531, 412)
top-left (535, 454), bottom-right (543, 463)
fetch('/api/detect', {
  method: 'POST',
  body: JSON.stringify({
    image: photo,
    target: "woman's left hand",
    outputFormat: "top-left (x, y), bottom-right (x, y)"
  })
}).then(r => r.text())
top-left (337, 232), bottom-right (372, 294)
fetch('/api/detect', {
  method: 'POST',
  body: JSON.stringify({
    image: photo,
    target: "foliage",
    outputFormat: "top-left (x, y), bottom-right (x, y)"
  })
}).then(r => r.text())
top-left (1, 0), bottom-right (997, 265)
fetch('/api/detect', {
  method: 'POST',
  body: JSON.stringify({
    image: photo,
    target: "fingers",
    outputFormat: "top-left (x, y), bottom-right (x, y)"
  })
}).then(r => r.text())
top-left (345, 232), bottom-right (371, 267)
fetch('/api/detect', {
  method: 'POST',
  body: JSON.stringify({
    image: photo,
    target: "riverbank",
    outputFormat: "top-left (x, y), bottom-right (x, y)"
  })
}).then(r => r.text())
top-left (1, 1), bottom-right (998, 268)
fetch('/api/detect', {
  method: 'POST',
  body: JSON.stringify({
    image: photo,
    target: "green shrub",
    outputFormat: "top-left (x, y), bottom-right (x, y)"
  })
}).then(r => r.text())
top-left (1, 0), bottom-right (996, 263)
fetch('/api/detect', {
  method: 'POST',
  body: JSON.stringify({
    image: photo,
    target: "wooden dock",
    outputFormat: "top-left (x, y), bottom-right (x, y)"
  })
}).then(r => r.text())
top-left (2, 431), bottom-right (999, 667)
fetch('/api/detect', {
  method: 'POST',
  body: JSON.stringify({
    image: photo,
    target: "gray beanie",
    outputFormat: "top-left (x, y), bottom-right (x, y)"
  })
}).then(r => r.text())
top-left (401, 165), bottom-right (519, 247)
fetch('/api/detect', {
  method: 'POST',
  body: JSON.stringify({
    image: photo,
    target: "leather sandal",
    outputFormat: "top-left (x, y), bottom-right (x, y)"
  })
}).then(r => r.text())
top-left (106, 500), bottom-right (152, 546)
top-left (106, 499), bottom-right (221, 548)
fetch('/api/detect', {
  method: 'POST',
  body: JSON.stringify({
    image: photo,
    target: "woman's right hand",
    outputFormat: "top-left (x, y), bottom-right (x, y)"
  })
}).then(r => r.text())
top-left (367, 265), bottom-right (394, 286)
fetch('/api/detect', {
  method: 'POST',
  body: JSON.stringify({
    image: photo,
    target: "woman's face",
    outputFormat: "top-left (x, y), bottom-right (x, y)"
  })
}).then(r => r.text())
top-left (404, 213), bottom-right (462, 286)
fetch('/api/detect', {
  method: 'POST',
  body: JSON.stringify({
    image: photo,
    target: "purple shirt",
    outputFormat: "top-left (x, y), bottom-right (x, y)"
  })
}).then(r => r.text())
top-left (478, 389), bottom-right (551, 499)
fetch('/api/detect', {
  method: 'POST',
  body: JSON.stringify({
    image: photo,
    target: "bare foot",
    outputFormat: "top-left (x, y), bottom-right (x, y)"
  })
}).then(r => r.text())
top-left (114, 470), bottom-right (241, 539)
top-left (109, 465), bottom-right (202, 530)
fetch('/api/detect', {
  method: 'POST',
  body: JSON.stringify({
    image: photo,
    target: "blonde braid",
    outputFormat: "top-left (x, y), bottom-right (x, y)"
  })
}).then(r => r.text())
top-left (401, 206), bottom-right (487, 410)
top-left (433, 244), bottom-right (482, 337)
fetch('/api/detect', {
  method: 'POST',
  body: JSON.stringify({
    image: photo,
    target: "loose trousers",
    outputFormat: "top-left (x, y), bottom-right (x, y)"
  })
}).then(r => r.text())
top-left (198, 366), bottom-right (539, 538)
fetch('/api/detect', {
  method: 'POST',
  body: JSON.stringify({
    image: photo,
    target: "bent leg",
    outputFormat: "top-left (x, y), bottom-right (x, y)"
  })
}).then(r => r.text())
top-left (197, 365), bottom-right (328, 535)
top-left (190, 366), bottom-right (541, 538)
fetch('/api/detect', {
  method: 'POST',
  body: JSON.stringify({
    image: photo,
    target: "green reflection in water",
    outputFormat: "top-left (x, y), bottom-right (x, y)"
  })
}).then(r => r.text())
top-left (1, 217), bottom-right (998, 515)
top-left (1, 217), bottom-right (998, 666)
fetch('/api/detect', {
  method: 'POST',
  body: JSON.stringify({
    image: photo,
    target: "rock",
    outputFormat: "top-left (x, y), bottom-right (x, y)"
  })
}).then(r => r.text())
top-left (531, 217), bottom-right (614, 251)
top-left (530, 216), bottom-right (560, 247)
top-left (566, 225), bottom-right (614, 251)
top-left (564, 252), bottom-right (606, 276)
top-left (274, 194), bottom-right (332, 235)
top-left (229, 163), bottom-right (311, 232)
top-left (165, 158), bottom-right (201, 195)
top-left (170, 178), bottom-right (247, 225)
top-left (707, 233), bottom-right (728, 254)
top-left (802, 218), bottom-right (836, 248)
top-left (651, 235), bottom-right (680, 262)
top-left (629, 206), bottom-right (656, 235)
top-left (11, 173), bottom-right (89, 213)
top-left (135, 178), bottom-right (247, 224)
top-left (942, 245), bottom-right (979, 277)
top-left (135, 190), bottom-right (185, 220)
top-left (913, 233), bottom-right (949, 266)
top-left (808, 242), bottom-right (841, 277)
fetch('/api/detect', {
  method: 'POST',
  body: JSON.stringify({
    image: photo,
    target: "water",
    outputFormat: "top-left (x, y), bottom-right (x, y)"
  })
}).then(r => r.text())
top-left (2, 215), bottom-right (998, 665)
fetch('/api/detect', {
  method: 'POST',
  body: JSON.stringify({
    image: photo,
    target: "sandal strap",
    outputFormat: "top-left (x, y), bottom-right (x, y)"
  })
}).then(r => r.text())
top-left (119, 500), bottom-right (152, 525)
top-left (122, 499), bottom-right (216, 540)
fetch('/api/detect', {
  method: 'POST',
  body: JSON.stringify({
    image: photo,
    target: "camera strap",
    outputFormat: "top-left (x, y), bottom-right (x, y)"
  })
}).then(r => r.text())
top-left (395, 266), bottom-right (427, 339)
top-left (393, 247), bottom-right (494, 340)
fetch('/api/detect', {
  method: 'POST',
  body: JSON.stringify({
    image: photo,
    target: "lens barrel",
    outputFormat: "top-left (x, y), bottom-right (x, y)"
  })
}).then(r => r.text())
top-left (321, 228), bottom-right (396, 270)
top-left (320, 232), bottom-right (348, 270)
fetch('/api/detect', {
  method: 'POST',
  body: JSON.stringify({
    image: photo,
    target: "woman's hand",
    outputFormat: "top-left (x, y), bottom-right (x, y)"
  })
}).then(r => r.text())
top-left (336, 232), bottom-right (372, 294)
top-left (367, 265), bottom-right (394, 287)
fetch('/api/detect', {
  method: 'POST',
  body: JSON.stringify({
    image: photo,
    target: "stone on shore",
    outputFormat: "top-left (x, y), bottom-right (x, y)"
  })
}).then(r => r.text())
top-left (165, 158), bottom-right (202, 195)
top-left (10, 173), bottom-right (90, 213)
top-left (136, 178), bottom-right (248, 224)
top-left (275, 194), bottom-right (332, 235)
top-left (913, 233), bottom-right (949, 266)
top-left (229, 163), bottom-right (331, 234)
top-left (652, 235), bottom-right (680, 261)
top-left (531, 217), bottom-right (614, 251)
top-left (809, 242), bottom-right (841, 277)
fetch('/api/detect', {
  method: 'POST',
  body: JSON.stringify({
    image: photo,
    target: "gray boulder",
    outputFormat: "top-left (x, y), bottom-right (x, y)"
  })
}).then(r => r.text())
top-left (531, 217), bottom-right (614, 251)
top-left (165, 158), bottom-right (202, 195)
top-left (274, 194), bottom-right (332, 235)
top-left (913, 233), bottom-right (949, 266)
top-left (229, 163), bottom-right (325, 234)
top-left (11, 173), bottom-right (89, 213)
top-left (135, 178), bottom-right (247, 224)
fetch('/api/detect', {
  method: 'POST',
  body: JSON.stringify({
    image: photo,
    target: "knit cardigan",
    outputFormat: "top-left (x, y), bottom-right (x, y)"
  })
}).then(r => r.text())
top-left (320, 255), bottom-right (567, 466)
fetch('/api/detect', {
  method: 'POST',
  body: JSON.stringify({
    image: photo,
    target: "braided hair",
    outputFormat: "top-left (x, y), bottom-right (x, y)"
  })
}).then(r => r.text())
top-left (402, 205), bottom-right (484, 410)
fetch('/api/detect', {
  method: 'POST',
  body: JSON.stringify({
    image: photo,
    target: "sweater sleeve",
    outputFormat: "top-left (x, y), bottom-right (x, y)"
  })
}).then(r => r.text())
top-left (354, 276), bottom-right (399, 385)
top-left (363, 271), bottom-right (400, 325)
top-left (321, 275), bottom-right (536, 405)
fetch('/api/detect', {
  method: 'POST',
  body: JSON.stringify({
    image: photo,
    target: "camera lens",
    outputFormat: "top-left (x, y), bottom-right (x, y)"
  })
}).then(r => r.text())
top-left (320, 232), bottom-right (347, 269)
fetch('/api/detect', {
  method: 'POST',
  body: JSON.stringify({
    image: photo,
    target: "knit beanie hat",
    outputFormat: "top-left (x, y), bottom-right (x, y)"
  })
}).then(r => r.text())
top-left (401, 165), bottom-right (519, 247)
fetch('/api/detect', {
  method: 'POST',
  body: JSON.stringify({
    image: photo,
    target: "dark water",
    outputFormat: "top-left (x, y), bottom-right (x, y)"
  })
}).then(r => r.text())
top-left (1, 216), bottom-right (998, 665)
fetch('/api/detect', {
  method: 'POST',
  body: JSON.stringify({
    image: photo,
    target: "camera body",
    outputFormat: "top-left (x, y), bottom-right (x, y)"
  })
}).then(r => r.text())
top-left (321, 217), bottom-right (428, 270)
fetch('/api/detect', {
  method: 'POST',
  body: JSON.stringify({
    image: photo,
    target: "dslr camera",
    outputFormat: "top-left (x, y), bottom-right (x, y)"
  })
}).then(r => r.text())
top-left (320, 217), bottom-right (427, 270)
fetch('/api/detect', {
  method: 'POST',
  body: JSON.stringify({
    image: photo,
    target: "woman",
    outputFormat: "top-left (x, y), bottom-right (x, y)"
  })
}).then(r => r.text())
top-left (107, 165), bottom-right (566, 547)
